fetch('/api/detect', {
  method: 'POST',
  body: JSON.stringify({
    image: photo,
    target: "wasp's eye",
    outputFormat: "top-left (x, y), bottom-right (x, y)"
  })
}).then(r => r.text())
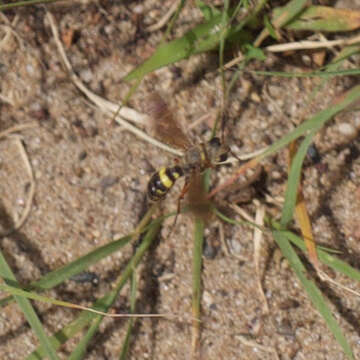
top-left (209, 137), bottom-right (221, 148)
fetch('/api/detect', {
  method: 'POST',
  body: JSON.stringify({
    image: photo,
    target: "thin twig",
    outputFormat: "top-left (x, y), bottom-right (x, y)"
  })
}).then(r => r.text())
top-left (147, 0), bottom-right (181, 32)
top-left (0, 122), bottom-right (38, 140)
top-left (235, 334), bottom-right (280, 360)
top-left (0, 136), bottom-right (35, 237)
top-left (318, 269), bottom-right (360, 299)
top-left (224, 34), bottom-right (360, 70)
top-left (253, 201), bottom-right (269, 314)
top-left (0, 13), bottom-right (21, 50)
top-left (266, 34), bottom-right (360, 53)
top-left (223, 51), bottom-right (244, 70)
top-left (230, 203), bottom-right (254, 223)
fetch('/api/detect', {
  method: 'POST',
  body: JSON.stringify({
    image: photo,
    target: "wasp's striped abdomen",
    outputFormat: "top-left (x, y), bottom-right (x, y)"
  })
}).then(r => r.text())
top-left (148, 166), bottom-right (184, 201)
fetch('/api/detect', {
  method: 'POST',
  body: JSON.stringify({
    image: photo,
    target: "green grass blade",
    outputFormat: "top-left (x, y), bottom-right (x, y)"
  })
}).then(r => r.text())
top-left (25, 294), bottom-right (113, 360)
top-left (252, 69), bottom-right (360, 78)
top-left (284, 6), bottom-right (360, 32)
top-left (0, 251), bottom-right (59, 360)
top-left (282, 230), bottom-right (360, 282)
top-left (0, 283), bottom-right (90, 309)
top-left (197, 0), bottom-right (221, 20)
top-left (124, 1), bottom-right (270, 82)
top-left (192, 219), bottom-right (204, 312)
top-left (26, 222), bottom-right (160, 359)
top-left (217, 212), bottom-right (360, 284)
top-left (254, 0), bottom-right (307, 45)
top-left (272, 231), bottom-right (354, 359)
top-left (192, 218), bottom-right (205, 353)
top-left (272, 84), bottom-right (360, 359)
top-left (272, 0), bottom-right (308, 25)
top-left (119, 271), bottom-right (137, 360)
top-left (280, 133), bottom-right (315, 227)
top-left (0, 234), bottom-right (132, 308)
top-left (68, 221), bottom-right (161, 359)
top-left (0, 0), bottom-right (60, 10)
top-left (34, 235), bottom-right (132, 289)
top-left (258, 84), bottom-right (360, 162)
top-left (123, 13), bottom-right (226, 82)
top-left (218, 0), bottom-right (230, 98)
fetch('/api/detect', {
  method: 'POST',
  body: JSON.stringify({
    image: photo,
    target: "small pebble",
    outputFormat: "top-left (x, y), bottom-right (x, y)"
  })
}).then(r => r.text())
top-left (80, 68), bottom-right (93, 83)
top-left (338, 122), bottom-right (356, 137)
top-left (202, 290), bottom-right (213, 307)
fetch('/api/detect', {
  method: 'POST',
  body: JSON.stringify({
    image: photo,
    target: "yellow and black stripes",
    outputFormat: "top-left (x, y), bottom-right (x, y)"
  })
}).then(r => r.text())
top-left (148, 166), bottom-right (184, 201)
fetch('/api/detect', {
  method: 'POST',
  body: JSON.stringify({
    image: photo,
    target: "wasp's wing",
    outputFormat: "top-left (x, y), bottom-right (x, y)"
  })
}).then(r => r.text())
top-left (146, 93), bottom-right (192, 150)
top-left (187, 171), bottom-right (212, 221)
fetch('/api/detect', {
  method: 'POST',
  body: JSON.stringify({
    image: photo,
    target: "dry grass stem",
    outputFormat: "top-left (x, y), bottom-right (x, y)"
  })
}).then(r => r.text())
top-left (230, 203), bottom-right (254, 223)
top-left (253, 202), bottom-right (269, 314)
top-left (266, 34), bottom-right (360, 53)
top-left (235, 334), bottom-right (280, 360)
top-left (223, 52), bottom-right (244, 70)
top-left (318, 269), bottom-right (360, 299)
top-left (0, 122), bottom-right (38, 139)
top-left (0, 136), bottom-right (35, 237)
top-left (147, 0), bottom-right (181, 32)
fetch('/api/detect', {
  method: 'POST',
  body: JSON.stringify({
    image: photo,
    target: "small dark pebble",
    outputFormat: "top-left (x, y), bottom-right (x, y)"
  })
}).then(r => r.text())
top-left (78, 151), bottom-right (87, 160)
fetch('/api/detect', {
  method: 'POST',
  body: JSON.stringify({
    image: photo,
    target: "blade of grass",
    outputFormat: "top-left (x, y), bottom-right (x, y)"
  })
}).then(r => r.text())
top-left (210, 83), bottom-right (360, 199)
top-left (25, 293), bottom-right (114, 360)
top-left (282, 230), bottom-right (360, 282)
top-left (68, 220), bottom-right (161, 359)
top-left (254, 0), bottom-right (308, 46)
top-left (272, 230), bottom-right (354, 359)
top-left (2, 205), bottom-right (158, 308)
top-left (191, 218), bottom-right (204, 358)
top-left (197, 0), bottom-right (221, 20)
top-left (276, 124), bottom-right (353, 358)
top-left (0, 252), bottom-right (59, 360)
top-left (0, 0), bottom-right (60, 10)
top-left (284, 6), bottom-right (360, 32)
top-left (288, 141), bottom-right (318, 266)
top-left (219, 0), bottom-right (230, 98)
top-left (27, 207), bottom-right (160, 359)
top-left (119, 271), bottom-right (137, 360)
top-left (299, 45), bottom-right (360, 119)
top-left (251, 69), bottom-right (360, 78)
top-left (0, 234), bottom-right (132, 308)
top-left (281, 134), bottom-right (315, 227)
top-left (124, 3), bottom-right (261, 83)
top-left (260, 84), bottom-right (360, 161)
top-left (216, 208), bottom-right (360, 284)
top-left (216, 208), bottom-right (355, 359)
top-left (124, 13), bottom-right (228, 82)
top-left (124, 1), bottom-right (268, 82)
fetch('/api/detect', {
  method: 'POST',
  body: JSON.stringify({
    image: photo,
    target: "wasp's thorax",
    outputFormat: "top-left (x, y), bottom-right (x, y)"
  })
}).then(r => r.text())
top-left (147, 137), bottom-right (228, 201)
top-left (182, 137), bottom-right (228, 173)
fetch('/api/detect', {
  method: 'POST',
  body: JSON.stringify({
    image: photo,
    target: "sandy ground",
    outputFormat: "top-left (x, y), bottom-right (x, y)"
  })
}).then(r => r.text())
top-left (1, 1), bottom-right (360, 359)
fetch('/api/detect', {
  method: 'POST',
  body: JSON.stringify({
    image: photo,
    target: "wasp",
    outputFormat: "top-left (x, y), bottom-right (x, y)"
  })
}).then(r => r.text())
top-left (146, 93), bottom-right (229, 214)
